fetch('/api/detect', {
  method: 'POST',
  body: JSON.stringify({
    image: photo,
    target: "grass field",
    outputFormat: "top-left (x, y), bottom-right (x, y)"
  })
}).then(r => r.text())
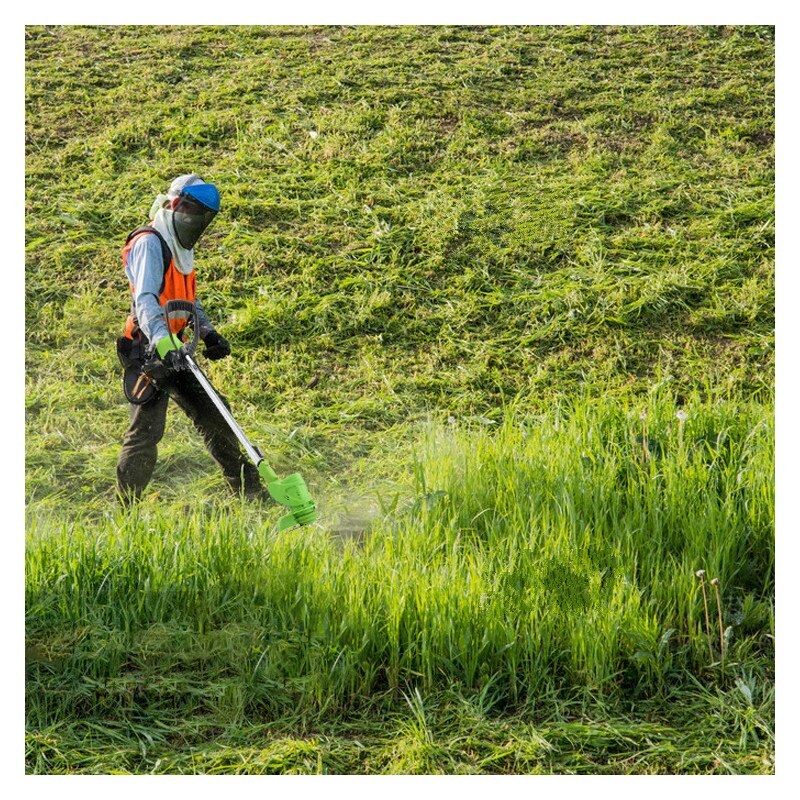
top-left (25, 25), bottom-right (774, 774)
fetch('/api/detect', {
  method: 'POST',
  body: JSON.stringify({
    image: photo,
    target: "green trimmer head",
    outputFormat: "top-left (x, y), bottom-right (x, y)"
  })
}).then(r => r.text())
top-left (259, 465), bottom-right (318, 531)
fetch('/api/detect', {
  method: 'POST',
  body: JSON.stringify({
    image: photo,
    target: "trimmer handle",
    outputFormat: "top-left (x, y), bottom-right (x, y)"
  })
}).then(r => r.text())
top-left (163, 300), bottom-right (200, 359)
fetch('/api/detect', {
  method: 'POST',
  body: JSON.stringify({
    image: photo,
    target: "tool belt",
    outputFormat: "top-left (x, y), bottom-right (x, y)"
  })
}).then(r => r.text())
top-left (116, 330), bottom-right (158, 405)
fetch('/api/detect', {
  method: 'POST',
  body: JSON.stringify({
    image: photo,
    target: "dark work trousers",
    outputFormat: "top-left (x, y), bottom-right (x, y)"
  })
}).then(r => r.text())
top-left (116, 368), bottom-right (263, 502)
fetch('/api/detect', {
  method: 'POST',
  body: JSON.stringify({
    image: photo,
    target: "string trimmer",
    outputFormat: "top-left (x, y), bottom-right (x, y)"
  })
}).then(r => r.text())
top-left (157, 299), bottom-right (317, 532)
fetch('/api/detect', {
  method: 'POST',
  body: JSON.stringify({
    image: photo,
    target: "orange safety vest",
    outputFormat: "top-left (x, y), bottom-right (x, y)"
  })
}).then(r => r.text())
top-left (122, 226), bottom-right (196, 340)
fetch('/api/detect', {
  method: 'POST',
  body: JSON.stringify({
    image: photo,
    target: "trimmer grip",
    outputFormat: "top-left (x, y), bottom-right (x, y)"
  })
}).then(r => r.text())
top-left (163, 300), bottom-right (200, 357)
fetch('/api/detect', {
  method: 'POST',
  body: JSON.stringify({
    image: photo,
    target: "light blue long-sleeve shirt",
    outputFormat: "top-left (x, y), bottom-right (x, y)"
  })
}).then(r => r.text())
top-left (124, 233), bottom-right (215, 347)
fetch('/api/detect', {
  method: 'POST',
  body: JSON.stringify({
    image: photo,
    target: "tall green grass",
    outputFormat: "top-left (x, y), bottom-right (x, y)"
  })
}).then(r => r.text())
top-left (27, 395), bottom-right (773, 731)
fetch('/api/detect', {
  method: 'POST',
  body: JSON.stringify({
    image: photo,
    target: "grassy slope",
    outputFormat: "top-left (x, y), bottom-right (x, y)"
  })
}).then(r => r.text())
top-left (25, 25), bottom-right (774, 774)
top-left (25, 24), bottom-right (774, 504)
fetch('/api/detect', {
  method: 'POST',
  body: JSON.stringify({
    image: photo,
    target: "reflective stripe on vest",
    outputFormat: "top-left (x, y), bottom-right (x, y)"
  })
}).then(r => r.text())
top-left (122, 229), bottom-right (196, 340)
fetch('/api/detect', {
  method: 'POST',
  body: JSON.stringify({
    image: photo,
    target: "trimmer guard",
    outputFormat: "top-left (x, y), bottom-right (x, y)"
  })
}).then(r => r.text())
top-left (262, 470), bottom-right (318, 531)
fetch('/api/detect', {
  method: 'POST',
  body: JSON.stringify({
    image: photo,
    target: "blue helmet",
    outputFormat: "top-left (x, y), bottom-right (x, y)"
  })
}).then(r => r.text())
top-left (182, 182), bottom-right (221, 212)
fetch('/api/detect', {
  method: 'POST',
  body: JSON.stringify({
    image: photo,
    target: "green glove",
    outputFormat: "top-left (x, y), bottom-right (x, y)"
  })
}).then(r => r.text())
top-left (155, 336), bottom-right (184, 359)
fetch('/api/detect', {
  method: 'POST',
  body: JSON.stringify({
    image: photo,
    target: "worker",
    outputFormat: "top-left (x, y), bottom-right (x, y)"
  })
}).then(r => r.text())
top-left (115, 174), bottom-right (263, 503)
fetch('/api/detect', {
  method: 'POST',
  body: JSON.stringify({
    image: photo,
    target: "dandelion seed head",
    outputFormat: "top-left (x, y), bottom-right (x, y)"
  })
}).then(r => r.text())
top-left (711, 578), bottom-right (719, 586)
top-left (696, 569), bottom-right (706, 579)
top-left (676, 409), bottom-right (689, 421)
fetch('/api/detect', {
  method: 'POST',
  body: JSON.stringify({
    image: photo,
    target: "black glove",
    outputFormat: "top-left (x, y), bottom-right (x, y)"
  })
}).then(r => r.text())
top-left (203, 330), bottom-right (231, 361)
top-left (143, 348), bottom-right (184, 386)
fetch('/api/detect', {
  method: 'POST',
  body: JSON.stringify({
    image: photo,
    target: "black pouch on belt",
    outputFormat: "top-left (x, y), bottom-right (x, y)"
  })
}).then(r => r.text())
top-left (116, 332), bottom-right (158, 405)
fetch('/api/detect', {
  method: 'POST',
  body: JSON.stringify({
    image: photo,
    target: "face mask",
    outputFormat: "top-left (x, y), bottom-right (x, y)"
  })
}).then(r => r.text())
top-left (170, 191), bottom-right (218, 249)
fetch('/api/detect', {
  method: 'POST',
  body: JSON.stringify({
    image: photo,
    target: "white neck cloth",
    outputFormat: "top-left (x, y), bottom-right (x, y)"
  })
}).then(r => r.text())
top-left (150, 206), bottom-right (195, 275)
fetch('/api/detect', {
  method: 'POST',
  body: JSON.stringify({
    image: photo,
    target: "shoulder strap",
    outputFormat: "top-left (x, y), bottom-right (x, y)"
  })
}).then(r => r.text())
top-left (126, 226), bottom-right (172, 272)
